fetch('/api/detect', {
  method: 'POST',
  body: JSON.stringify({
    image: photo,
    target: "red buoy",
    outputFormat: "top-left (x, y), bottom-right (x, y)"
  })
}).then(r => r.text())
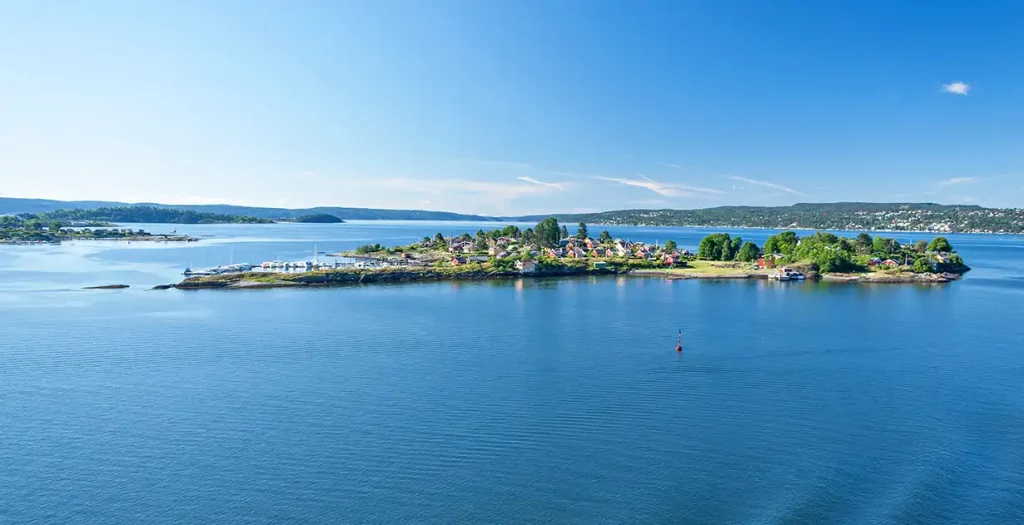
top-left (675, 330), bottom-right (682, 352)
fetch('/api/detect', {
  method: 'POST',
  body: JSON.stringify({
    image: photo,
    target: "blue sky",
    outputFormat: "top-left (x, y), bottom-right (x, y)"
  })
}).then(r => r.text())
top-left (1, 1), bottom-right (1021, 214)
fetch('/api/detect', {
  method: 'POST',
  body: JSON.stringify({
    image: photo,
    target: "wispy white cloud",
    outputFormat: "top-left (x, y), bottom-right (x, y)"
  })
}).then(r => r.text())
top-left (517, 176), bottom-right (567, 191)
top-left (595, 174), bottom-right (724, 197)
top-left (657, 163), bottom-right (683, 170)
top-left (724, 176), bottom-right (808, 197)
top-left (941, 81), bottom-right (970, 95)
top-left (937, 177), bottom-right (974, 186)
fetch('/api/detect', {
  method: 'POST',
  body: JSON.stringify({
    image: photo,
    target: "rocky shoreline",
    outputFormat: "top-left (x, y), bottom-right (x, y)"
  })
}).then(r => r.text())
top-left (165, 265), bottom-right (968, 290)
top-left (172, 266), bottom-right (627, 290)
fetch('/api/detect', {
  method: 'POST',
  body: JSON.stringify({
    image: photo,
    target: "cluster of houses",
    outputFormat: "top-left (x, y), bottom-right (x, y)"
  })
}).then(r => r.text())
top-left (866, 257), bottom-right (903, 268)
top-left (447, 236), bottom-right (690, 269)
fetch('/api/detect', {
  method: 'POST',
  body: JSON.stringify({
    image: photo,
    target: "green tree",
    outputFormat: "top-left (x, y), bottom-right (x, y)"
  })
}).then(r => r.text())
top-left (534, 217), bottom-right (562, 248)
top-left (764, 231), bottom-right (798, 256)
top-left (736, 241), bottom-right (760, 262)
top-left (927, 236), bottom-right (953, 253)
top-left (577, 222), bottom-right (589, 240)
top-left (697, 233), bottom-right (732, 260)
top-left (560, 225), bottom-right (569, 240)
top-left (914, 239), bottom-right (928, 252)
top-left (422, 236), bottom-right (431, 244)
top-left (664, 239), bottom-right (678, 252)
top-left (521, 228), bottom-right (535, 245)
top-left (872, 236), bottom-right (891, 255)
top-left (49, 221), bottom-right (62, 233)
top-left (727, 236), bottom-right (743, 260)
top-left (434, 232), bottom-right (445, 244)
top-left (599, 230), bottom-right (613, 243)
top-left (913, 258), bottom-right (932, 273)
top-left (855, 233), bottom-right (873, 254)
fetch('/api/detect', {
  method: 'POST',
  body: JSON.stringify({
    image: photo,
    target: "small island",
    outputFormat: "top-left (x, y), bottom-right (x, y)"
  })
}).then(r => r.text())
top-left (290, 213), bottom-right (345, 223)
top-left (173, 218), bottom-right (969, 290)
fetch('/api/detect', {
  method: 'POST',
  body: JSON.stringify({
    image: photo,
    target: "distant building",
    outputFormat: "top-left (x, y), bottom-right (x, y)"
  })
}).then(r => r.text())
top-left (515, 260), bottom-right (536, 273)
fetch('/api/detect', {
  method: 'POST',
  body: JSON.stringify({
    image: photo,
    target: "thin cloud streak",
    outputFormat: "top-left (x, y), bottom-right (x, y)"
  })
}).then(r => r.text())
top-left (657, 163), bottom-right (683, 170)
top-left (724, 176), bottom-right (808, 197)
top-left (517, 176), bottom-right (566, 191)
top-left (595, 175), bottom-right (724, 197)
top-left (937, 177), bottom-right (974, 186)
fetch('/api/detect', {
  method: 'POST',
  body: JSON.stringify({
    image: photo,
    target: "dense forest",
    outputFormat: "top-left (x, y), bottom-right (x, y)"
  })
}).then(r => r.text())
top-left (30, 206), bottom-right (274, 224)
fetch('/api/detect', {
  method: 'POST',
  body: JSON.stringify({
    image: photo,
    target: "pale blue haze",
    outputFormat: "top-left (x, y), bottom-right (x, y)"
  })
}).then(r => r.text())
top-left (1, 1), bottom-right (1022, 213)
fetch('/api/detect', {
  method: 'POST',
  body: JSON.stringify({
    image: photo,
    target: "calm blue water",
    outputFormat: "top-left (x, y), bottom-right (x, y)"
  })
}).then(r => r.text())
top-left (1, 222), bottom-right (1023, 523)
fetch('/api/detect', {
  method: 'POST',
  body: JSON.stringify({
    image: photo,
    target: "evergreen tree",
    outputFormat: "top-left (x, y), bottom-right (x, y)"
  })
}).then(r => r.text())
top-left (534, 217), bottom-right (562, 248)
top-left (577, 222), bottom-right (589, 240)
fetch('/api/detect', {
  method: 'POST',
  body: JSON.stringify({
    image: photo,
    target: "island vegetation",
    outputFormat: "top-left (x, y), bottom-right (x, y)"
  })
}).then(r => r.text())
top-left (644, 230), bottom-right (969, 283)
top-left (180, 218), bottom-right (674, 289)
top-left (291, 213), bottom-right (345, 223)
top-left (30, 206), bottom-right (274, 224)
top-left (0, 215), bottom-right (196, 243)
top-left (174, 219), bottom-right (970, 290)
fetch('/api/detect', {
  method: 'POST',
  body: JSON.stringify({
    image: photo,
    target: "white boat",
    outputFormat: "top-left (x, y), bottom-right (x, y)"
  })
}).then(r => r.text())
top-left (769, 270), bottom-right (790, 281)
top-left (781, 267), bottom-right (805, 280)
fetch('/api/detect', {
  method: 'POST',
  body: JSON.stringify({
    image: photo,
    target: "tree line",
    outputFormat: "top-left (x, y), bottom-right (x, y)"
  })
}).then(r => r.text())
top-left (696, 230), bottom-right (963, 273)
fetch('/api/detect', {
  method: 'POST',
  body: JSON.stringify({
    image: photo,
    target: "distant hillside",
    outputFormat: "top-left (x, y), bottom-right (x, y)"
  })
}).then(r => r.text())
top-left (0, 198), bottom-right (499, 221)
top-left (35, 206), bottom-right (273, 225)
top-left (551, 203), bottom-right (1024, 233)
top-left (2, 198), bottom-right (1023, 232)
